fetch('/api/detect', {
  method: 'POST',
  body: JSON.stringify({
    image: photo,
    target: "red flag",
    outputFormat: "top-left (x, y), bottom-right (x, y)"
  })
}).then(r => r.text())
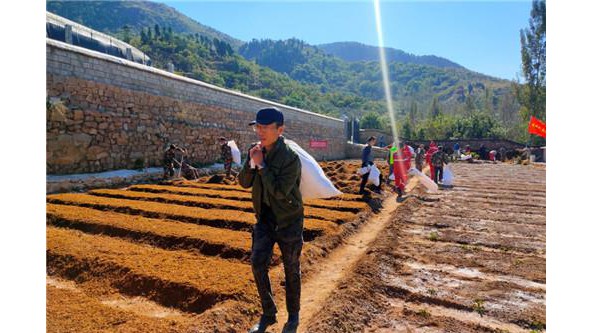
top-left (528, 116), bottom-right (546, 138)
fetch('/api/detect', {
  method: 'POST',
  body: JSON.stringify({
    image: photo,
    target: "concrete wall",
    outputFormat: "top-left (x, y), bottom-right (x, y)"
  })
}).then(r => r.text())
top-left (46, 39), bottom-right (346, 174)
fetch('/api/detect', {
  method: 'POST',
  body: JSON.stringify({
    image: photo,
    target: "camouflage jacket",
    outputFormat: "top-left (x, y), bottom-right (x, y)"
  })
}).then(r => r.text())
top-left (431, 151), bottom-right (448, 167)
top-left (221, 143), bottom-right (233, 163)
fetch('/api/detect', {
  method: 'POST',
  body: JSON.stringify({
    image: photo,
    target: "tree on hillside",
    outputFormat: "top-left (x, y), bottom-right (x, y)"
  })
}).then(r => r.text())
top-left (360, 112), bottom-right (383, 129)
top-left (154, 24), bottom-right (161, 38)
top-left (483, 87), bottom-right (494, 116)
top-left (409, 101), bottom-right (419, 126)
top-left (121, 25), bottom-right (132, 43)
top-left (401, 119), bottom-right (413, 139)
top-left (464, 94), bottom-right (476, 115)
top-left (519, 0), bottom-right (546, 122)
top-left (430, 97), bottom-right (441, 118)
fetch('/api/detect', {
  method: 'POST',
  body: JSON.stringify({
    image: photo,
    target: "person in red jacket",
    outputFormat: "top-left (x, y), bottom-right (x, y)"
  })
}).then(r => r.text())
top-left (403, 143), bottom-right (413, 170)
top-left (425, 141), bottom-right (439, 180)
top-left (391, 142), bottom-right (411, 199)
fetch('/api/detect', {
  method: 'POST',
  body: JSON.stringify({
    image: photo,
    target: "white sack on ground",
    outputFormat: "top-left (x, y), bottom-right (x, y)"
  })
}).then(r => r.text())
top-left (285, 139), bottom-right (342, 199)
top-left (442, 164), bottom-right (454, 186)
top-left (227, 140), bottom-right (241, 165)
top-left (408, 167), bottom-right (438, 192)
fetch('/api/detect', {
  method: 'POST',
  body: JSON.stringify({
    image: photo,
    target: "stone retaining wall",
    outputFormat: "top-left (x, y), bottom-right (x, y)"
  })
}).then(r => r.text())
top-left (47, 39), bottom-right (345, 174)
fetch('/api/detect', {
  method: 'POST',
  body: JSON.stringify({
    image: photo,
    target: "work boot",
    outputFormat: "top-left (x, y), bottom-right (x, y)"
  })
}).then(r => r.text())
top-left (396, 188), bottom-right (402, 198)
top-left (248, 315), bottom-right (277, 333)
top-left (281, 313), bottom-right (299, 333)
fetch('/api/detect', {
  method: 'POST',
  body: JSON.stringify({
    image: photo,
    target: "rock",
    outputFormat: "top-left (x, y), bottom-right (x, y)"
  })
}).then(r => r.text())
top-left (48, 108), bottom-right (68, 122)
top-left (72, 133), bottom-right (92, 147)
top-left (87, 145), bottom-right (105, 156)
top-left (130, 151), bottom-right (144, 160)
top-left (73, 110), bottom-right (84, 121)
top-left (116, 136), bottom-right (128, 145)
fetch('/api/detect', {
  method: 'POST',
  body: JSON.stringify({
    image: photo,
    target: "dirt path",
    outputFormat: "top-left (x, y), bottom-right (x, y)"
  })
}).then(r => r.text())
top-left (271, 178), bottom-right (420, 332)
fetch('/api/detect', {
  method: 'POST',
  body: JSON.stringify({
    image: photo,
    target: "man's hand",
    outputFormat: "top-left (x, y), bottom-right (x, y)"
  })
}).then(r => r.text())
top-left (250, 144), bottom-right (264, 168)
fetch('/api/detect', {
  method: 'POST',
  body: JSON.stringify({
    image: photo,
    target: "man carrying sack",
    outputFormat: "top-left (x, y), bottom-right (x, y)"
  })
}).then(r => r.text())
top-left (239, 107), bottom-right (303, 333)
top-left (218, 136), bottom-right (234, 178)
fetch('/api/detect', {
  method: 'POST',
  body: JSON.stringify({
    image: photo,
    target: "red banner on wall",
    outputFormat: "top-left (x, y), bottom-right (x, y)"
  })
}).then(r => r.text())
top-left (528, 116), bottom-right (546, 138)
top-left (309, 140), bottom-right (328, 149)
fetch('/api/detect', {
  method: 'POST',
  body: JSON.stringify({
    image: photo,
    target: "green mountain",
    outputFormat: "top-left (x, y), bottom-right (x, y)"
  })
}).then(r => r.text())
top-left (45, 1), bottom-right (524, 141)
top-left (46, 0), bottom-right (244, 50)
top-left (318, 41), bottom-right (464, 69)
top-left (239, 39), bottom-right (518, 120)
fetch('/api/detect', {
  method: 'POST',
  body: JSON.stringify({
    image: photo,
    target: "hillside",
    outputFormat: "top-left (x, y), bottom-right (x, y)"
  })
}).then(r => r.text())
top-left (45, 1), bottom-right (524, 141)
top-left (46, 0), bottom-right (243, 50)
top-left (239, 39), bottom-right (518, 121)
top-left (318, 41), bottom-right (464, 69)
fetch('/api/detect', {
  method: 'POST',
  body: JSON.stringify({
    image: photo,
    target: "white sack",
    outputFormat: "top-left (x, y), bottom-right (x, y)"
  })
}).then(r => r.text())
top-left (442, 164), bottom-right (454, 186)
top-left (369, 164), bottom-right (381, 186)
top-left (285, 139), bottom-right (342, 199)
top-left (357, 165), bottom-right (371, 175)
top-left (227, 140), bottom-right (241, 165)
top-left (408, 167), bottom-right (438, 192)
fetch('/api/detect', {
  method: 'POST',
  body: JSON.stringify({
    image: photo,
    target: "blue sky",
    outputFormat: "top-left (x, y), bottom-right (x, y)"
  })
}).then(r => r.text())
top-left (164, 1), bottom-right (533, 80)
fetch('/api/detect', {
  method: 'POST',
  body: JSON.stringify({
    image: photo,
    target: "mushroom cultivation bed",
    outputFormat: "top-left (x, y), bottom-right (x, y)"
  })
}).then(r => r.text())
top-left (46, 159), bottom-right (386, 332)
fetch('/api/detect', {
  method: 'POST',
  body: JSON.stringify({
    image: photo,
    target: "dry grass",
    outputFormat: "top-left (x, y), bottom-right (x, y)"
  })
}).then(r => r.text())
top-left (130, 184), bottom-right (252, 201)
top-left (131, 184), bottom-right (368, 212)
top-left (90, 189), bottom-right (356, 223)
top-left (47, 159), bottom-right (389, 332)
top-left (47, 193), bottom-right (336, 240)
top-left (47, 286), bottom-right (191, 333)
top-left (46, 203), bottom-right (281, 263)
top-left (164, 180), bottom-right (251, 193)
top-left (47, 227), bottom-right (257, 312)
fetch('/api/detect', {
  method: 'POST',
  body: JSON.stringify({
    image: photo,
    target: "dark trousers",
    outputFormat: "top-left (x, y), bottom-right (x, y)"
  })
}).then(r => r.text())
top-left (224, 160), bottom-right (233, 177)
top-left (359, 164), bottom-right (383, 193)
top-left (163, 163), bottom-right (175, 178)
top-left (434, 166), bottom-right (444, 183)
top-left (251, 213), bottom-right (304, 317)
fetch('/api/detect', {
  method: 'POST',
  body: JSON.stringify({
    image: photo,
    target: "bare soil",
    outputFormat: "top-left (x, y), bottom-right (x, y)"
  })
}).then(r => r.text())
top-left (46, 160), bottom-right (545, 333)
top-left (46, 160), bottom-right (389, 332)
top-left (304, 162), bottom-right (545, 333)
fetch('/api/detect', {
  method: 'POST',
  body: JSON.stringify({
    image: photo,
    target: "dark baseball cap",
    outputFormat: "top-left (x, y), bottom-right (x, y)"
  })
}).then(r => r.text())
top-left (249, 107), bottom-right (284, 126)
